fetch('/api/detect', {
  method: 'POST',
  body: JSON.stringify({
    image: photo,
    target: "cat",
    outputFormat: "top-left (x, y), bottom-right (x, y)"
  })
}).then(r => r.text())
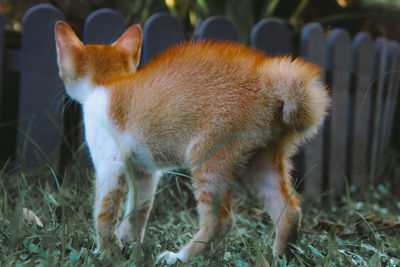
top-left (55, 21), bottom-right (330, 264)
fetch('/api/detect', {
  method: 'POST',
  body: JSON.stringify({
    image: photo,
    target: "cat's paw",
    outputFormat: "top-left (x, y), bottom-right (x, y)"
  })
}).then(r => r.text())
top-left (156, 251), bottom-right (186, 265)
top-left (117, 220), bottom-right (135, 247)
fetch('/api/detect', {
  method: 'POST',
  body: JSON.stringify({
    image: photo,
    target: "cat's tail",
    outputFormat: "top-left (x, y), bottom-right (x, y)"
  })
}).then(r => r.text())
top-left (259, 56), bottom-right (330, 139)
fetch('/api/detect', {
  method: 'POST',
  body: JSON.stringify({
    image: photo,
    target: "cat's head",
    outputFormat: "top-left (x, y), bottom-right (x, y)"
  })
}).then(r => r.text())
top-left (55, 21), bottom-right (142, 103)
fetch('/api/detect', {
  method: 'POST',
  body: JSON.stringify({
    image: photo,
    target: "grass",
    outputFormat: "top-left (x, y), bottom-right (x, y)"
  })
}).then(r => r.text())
top-left (0, 157), bottom-right (399, 266)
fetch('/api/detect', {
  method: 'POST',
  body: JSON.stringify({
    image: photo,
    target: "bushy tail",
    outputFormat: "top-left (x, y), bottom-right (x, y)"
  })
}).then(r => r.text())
top-left (260, 57), bottom-right (330, 139)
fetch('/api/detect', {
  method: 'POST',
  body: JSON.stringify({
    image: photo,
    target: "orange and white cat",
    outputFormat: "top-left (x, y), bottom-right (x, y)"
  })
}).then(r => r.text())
top-left (55, 21), bottom-right (329, 264)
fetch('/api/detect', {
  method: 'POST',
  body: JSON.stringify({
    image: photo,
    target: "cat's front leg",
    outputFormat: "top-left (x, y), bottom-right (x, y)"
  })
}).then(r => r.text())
top-left (83, 88), bottom-right (130, 250)
top-left (94, 159), bottom-right (126, 250)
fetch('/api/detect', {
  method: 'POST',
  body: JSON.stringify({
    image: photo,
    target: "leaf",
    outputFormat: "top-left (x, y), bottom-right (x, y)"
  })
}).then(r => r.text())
top-left (28, 243), bottom-right (39, 253)
top-left (377, 184), bottom-right (388, 195)
top-left (70, 250), bottom-right (80, 264)
top-left (23, 208), bottom-right (44, 228)
top-left (307, 244), bottom-right (324, 258)
top-left (255, 250), bottom-right (270, 267)
top-left (338, 249), bottom-right (368, 266)
top-left (310, 219), bottom-right (344, 232)
top-left (364, 214), bottom-right (377, 222)
top-left (363, 214), bottom-right (400, 228)
top-left (48, 194), bottom-right (59, 206)
top-left (369, 254), bottom-right (382, 267)
top-left (356, 202), bottom-right (364, 210)
top-left (223, 251), bottom-right (232, 261)
top-left (236, 260), bottom-right (249, 267)
top-left (290, 244), bottom-right (305, 255)
top-left (253, 208), bottom-right (265, 216)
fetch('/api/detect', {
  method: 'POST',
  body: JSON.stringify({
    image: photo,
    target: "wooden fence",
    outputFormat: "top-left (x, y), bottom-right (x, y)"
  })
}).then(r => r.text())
top-left (0, 4), bottom-right (399, 201)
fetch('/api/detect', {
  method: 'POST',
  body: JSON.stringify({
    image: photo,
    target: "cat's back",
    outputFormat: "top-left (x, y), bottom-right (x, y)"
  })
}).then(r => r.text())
top-left (107, 41), bottom-right (269, 141)
top-left (109, 41), bottom-right (268, 123)
top-left (155, 41), bottom-right (264, 63)
top-left (138, 41), bottom-right (266, 80)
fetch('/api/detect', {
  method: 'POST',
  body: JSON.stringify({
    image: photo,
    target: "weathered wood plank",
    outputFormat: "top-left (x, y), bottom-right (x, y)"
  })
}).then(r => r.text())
top-left (251, 19), bottom-right (291, 56)
top-left (369, 38), bottom-right (387, 179)
top-left (386, 44), bottom-right (400, 140)
top-left (83, 8), bottom-right (126, 45)
top-left (17, 4), bottom-right (64, 168)
top-left (0, 13), bottom-right (4, 127)
top-left (380, 42), bottom-right (400, 155)
top-left (326, 29), bottom-right (351, 202)
top-left (349, 32), bottom-right (374, 187)
top-left (141, 13), bottom-right (186, 66)
top-left (250, 19), bottom-right (306, 186)
top-left (300, 23), bottom-right (326, 198)
top-left (195, 16), bottom-right (239, 42)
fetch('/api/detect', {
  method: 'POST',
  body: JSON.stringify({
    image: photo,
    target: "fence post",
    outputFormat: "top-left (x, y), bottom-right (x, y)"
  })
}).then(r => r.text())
top-left (17, 4), bottom-right (64, 169)
top-left (195, 16), bottom-right (238, 42)
top-left (326, 29), bottom-right (351, 202)
top-left (300, 23), bottom-right (326, 198)
top-left (370, 38), bottom-right (387, 180)
top-left (141, 13), bottom-right (186, 67)
top-left (250, 19), bottom-right (291, 56)
top-left (349, 32), bottom-right (374, 188)
top-left (385, 43), bottom-right (400, 141)
top-left (380, 42), bottom-right (400, 156)
top-left (0, 13), bottom-right (3, 129)
top-left (250, 19), bottom-right (307, 187)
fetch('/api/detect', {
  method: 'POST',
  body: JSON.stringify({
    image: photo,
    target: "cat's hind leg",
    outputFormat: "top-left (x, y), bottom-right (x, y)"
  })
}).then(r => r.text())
top-left (157, 168), bottom-right (234, 264)
top-left (246, 148), bottom-right (301, 258)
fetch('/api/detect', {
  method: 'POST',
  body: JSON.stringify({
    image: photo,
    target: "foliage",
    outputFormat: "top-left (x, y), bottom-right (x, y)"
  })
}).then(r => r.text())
top-left (3, 0), bottom-right (400, 44)
top-left (116, 0), bottom-right (400, 42)
top-left (0, 158), bottom-right (399, 266)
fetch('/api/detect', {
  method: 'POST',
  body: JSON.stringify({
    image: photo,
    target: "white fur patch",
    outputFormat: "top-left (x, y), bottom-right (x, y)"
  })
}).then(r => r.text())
top-left (65, 78), bottom-right (93, 104)
top-left (83, 87), bottom-right (148, 166)
top-left (84, 88), bottom-right (116, 170)
top-left (83, 88), bottom-right (126, 227)
top-left (247, 150), bottom-right (287, 222)
top-left (185, 133), bottom-right (204, 169)
top-left (157, 250), bottom-right (187, 265)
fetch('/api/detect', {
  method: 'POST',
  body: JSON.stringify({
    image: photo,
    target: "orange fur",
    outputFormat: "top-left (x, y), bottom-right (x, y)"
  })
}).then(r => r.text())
top-left (55, 22), bottom-right (330, 263)
top-left (97, 188), bottom-right (125, 244)
top-left (219, 190), bottom-right (232, 219)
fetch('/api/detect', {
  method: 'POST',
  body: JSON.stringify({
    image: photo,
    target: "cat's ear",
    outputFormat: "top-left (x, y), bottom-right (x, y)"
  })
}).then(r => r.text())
top-left (54, 21), bottom-right (83, 67)
top-left (113, 25), bottom-right (142, 67)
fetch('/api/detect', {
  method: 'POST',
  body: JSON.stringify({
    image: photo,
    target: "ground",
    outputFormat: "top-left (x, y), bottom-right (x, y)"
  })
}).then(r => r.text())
top-left (0, 159), bottom-right (399, 266)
